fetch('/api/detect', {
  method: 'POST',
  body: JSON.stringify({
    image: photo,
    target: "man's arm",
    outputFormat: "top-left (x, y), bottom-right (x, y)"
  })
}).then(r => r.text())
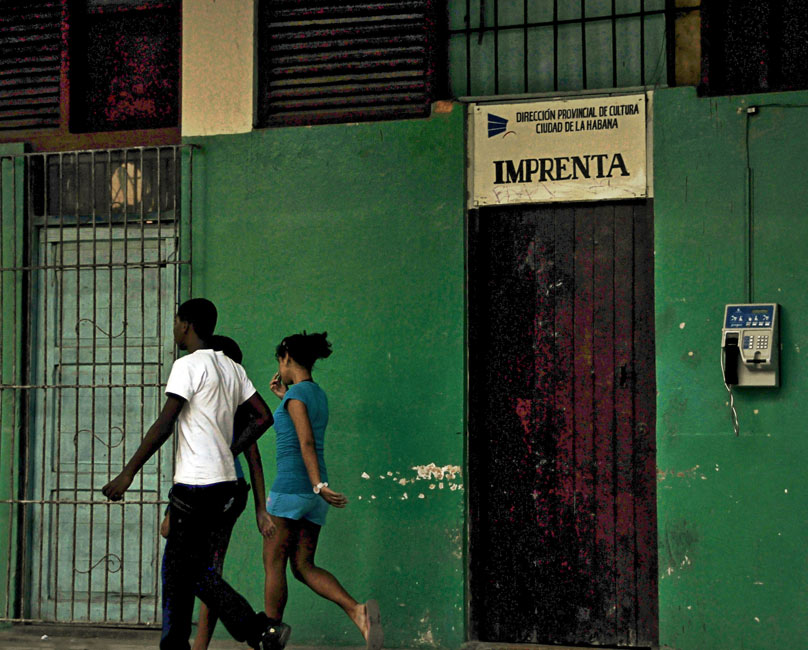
top-left (101, 394), bottom-right (186, 501)
top-left (243, 443), bottom-right (275, 537)
top-left (230, 392), bottom-right (273, 455)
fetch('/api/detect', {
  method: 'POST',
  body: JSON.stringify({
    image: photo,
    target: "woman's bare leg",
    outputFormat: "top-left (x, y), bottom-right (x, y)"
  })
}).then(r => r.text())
top-left (191, 603), bottom-right (217, 650)
top-left (262, 515), bottom-right (296, 620)
top-left (290, 520), bottom-right (369, 639)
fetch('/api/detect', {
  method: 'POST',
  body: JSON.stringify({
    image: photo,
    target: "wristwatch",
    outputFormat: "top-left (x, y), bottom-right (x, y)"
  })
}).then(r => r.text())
top-left (313, 482), bottom-right (328, 494)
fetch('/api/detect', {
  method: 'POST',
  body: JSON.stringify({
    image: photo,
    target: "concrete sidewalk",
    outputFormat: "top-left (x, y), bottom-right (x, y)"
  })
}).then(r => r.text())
top-left (0, 624), bottom-right (369, 650)
top-left (0, 625), bottom-right (595, 650)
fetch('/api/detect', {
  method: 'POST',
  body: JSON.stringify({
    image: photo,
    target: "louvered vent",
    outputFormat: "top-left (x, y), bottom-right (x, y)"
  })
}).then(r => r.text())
top-left (257, 0), bottom-right (439, 127)
top-left (0, 1), bottom-right (62, 131)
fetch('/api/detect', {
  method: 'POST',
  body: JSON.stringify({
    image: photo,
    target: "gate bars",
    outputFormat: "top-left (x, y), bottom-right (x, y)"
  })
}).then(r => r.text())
top-left (0, 145), bottom-right (194, 626)
top-left (449, 1), bottom-right (701, 96)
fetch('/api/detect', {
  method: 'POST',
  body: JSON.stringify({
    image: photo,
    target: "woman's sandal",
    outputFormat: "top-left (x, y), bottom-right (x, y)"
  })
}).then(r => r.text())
top-left (365, 599), bottom-right (383, 650)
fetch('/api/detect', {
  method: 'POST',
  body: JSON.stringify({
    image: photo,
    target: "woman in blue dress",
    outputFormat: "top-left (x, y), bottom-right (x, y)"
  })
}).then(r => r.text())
top-left (264, 331), bottom-right (382, 650)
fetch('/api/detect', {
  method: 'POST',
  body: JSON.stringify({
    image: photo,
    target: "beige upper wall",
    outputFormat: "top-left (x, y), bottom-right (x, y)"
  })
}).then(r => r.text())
top-left (182, 0), bottom-right (255, 136)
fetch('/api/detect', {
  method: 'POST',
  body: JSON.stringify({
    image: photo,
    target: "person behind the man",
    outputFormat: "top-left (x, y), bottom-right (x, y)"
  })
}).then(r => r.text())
top-left (102, 298), bottom-right (291, 650)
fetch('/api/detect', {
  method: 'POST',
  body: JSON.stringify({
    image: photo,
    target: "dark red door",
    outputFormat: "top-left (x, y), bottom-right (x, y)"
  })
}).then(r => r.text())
top-left (468, 201), bottom-right (657, 647)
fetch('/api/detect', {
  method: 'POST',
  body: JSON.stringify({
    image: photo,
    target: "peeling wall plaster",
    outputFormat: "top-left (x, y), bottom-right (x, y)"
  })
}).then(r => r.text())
top-left (357, 463), bottom-right (465, 501)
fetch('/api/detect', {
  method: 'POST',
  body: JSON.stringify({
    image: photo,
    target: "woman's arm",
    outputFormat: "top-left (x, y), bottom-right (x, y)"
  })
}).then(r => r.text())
top-left (244, 443), bottom-right (275, 537)
top-left (287, 399), bottom-right (347, 508)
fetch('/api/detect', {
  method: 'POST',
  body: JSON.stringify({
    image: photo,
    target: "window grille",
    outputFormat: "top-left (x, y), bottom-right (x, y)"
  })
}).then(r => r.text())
top-left (28, 149), bottom-right (178, 222)
top-left (448, 0), bottom-right (693, 97)
top-left (256, 0), bottom-right (443, 127)
top-left (0, 145), bottom-right (194, 626)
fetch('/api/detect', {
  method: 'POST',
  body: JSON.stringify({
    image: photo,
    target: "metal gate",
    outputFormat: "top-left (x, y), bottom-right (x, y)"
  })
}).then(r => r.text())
top-left (0, 146), bottom-right (194, 626)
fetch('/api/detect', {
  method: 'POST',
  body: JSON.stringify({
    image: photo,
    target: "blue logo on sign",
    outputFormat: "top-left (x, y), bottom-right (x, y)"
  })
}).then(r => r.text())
top-left (488, 114), bottom-right (508, 137)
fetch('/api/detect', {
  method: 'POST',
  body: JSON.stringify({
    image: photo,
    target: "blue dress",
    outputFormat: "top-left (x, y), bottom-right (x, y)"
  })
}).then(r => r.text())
top-left (271, 380), bottom-right (329, 494)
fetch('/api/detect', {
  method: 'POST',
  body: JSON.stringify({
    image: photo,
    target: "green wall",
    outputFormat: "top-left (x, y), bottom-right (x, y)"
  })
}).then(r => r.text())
top-left (654, 87), bottom-right (808, 649)
top-left (184, 106), bottom-right (466, 647)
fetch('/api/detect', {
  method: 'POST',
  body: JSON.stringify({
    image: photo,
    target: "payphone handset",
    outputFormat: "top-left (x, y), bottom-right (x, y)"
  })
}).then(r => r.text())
top-left (721, 303), bottom-right (779, 388)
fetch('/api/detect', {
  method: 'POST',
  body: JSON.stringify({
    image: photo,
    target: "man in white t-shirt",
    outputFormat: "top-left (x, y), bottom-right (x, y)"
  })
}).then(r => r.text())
top-left (102, 298), bottom-right (291, 650)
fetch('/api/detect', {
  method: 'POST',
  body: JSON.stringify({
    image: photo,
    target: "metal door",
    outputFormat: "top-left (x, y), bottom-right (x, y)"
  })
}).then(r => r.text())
top-left (0, 147), bottom-right (192, 626)
top-left (28, 225), bottom-right (176, 624)
top-left (468, 201), bottom-right (657, 647)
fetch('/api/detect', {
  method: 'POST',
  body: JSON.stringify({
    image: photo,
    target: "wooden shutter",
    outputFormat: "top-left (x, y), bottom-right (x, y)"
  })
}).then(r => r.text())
top-left (0, 1), bottom-right (62, 131)
top-left (257, 0), bottom-right (440, 127)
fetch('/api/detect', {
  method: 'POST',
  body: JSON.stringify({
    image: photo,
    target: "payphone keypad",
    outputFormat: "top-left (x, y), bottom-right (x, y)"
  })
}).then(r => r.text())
top-left (743, 334), bottom-right (770, 350)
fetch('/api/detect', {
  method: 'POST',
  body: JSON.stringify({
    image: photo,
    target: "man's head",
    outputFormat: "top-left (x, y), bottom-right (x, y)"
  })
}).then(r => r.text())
top-left (174, 298), bottom-right (217, 349)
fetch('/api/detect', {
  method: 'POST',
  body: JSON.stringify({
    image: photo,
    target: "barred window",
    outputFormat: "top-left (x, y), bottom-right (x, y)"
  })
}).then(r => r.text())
top-left (447, 1), bottom-right (705, 97)
top-left (29, 148), bottom-right (179, 221)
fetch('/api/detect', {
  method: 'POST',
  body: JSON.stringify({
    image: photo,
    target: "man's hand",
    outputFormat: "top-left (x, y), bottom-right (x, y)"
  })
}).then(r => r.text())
top-left (256, 510), bottom-right (276, 537)
top-left (160, 512), bottom-right (170, 539)
top-left (319, 486), bottom-right (348, 508)
top-left (102, 471), bottom-right (134, 501)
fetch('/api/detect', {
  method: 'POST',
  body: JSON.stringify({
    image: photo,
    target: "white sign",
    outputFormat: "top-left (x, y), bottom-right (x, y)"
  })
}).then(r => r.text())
top-left (470, 94), bottom-right (647, 206)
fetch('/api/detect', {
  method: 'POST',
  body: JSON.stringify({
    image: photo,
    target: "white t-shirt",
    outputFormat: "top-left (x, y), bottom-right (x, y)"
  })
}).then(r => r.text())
top-left (165, 349), bottom-right (256, 485)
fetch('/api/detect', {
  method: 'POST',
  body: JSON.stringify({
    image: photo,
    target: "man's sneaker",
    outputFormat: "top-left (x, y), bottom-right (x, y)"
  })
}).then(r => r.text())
top-left (258, 621), bottom-right (292, 650)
